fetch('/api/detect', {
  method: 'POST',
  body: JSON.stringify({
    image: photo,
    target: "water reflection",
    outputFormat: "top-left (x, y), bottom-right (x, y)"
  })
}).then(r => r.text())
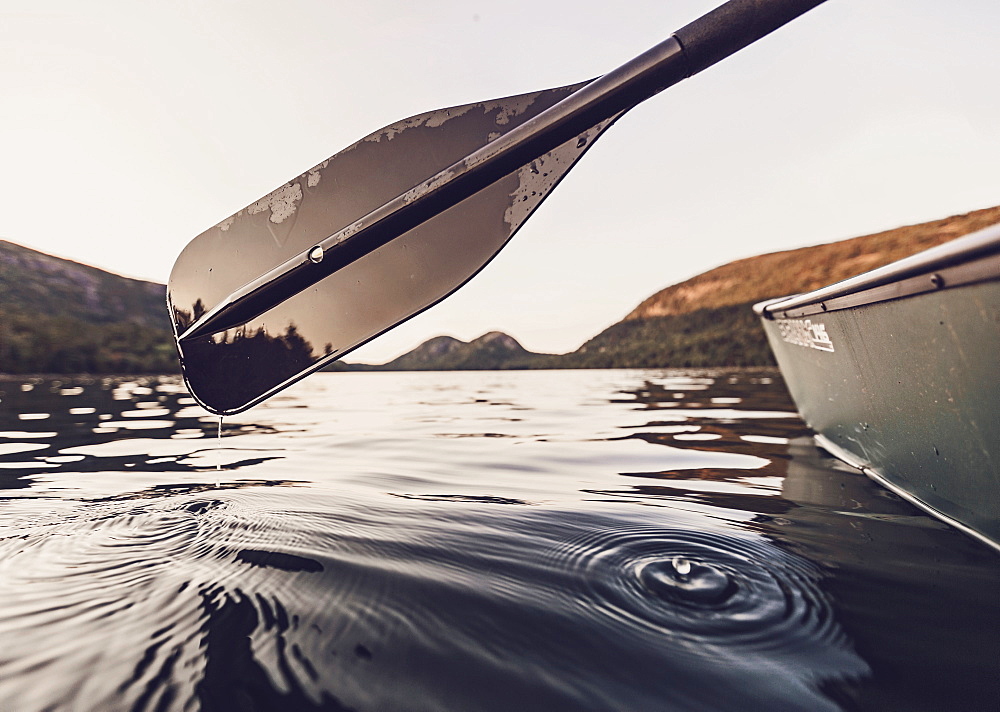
top-left (0, 376), bottom-right (280, 482)
top-left (0, 370), bottom-right (996, 711)
top-left (179, 324), bottom-right (321, 414)
top-left (594, 374), bottom-right (1000, 711)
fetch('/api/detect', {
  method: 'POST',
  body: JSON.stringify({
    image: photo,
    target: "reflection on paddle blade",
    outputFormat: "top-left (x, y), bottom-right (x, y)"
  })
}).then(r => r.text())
top-left (169, 84), bottom-right (616, 414)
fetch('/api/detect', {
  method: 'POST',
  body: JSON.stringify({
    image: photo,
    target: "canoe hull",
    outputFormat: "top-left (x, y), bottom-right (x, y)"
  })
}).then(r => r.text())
top-left (757, 225), bottom-right (1000, 551)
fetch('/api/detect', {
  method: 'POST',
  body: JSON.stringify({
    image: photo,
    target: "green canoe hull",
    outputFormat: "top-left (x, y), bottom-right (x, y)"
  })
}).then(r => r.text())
top-left (757, 224), bottom-right (1000, 552)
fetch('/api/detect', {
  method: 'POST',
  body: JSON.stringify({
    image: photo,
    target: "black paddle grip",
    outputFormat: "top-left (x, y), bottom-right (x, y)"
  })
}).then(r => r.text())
top-left (673, 0), bottom-right (826, 76)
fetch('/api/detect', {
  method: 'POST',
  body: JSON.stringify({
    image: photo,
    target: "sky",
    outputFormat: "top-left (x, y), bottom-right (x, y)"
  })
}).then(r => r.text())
top-left (2, 0), bottom-right (999, 363)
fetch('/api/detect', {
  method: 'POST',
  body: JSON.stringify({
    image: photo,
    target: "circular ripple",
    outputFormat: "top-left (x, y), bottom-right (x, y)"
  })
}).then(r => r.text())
top-left (550, 527), bottom-right (843, 652)
top-left (638, 556), bottom-right (736, 605)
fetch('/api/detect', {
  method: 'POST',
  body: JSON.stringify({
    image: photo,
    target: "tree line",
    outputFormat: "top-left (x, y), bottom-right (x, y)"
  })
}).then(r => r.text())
top-left (0, 309), bottom-right (178, 374)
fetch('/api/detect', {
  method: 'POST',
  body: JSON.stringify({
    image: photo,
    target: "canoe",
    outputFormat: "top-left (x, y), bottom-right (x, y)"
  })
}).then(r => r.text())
top-left (755, 222), bottom-right (1000, 552)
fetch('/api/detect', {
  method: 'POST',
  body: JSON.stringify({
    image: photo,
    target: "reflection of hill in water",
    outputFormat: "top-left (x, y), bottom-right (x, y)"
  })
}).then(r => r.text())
top-left (0, 370), bottom-right (997, 712)
top-left (584, 372), bottom-right (807, 514)
top-left (585, 373), bottom-right (1000, 711)
top-left (0, 376), bottom-right (282, 485)
top-left (179, 325), bottom-right (322, 413)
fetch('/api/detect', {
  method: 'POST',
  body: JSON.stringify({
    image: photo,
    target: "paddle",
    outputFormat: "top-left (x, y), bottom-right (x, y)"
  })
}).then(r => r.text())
top-left (169, 0), bottom-right (827, 414)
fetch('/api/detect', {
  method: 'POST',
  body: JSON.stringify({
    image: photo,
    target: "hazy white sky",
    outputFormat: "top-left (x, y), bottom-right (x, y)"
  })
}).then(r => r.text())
top-left (2, 1), bottom-right (999, 362)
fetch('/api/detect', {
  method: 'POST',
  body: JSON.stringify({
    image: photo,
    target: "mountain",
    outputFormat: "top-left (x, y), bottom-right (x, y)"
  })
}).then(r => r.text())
top-left (364, 205), bottom-right (1000, 371)
top-left (566, 205), bottom-right (1000, 368)
top-left (621, 205), bottom-right (1000, 322)
top-left (380, 332), bottom-right (551, 371)
top-left (0, 241), bottom-right (166, 328)
top-left (0, 241), bottom-right (176, 373)
top-left (5, 203), bottom-right (996, 375)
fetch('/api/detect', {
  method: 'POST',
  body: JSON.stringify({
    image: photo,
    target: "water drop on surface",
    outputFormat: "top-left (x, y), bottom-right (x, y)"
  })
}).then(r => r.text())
top-left (673, 557), bottom-right (692, 576)
top-left (308, 245), bottom-right (324, 263)
top-left (640, 558), bottom-right (736, 605)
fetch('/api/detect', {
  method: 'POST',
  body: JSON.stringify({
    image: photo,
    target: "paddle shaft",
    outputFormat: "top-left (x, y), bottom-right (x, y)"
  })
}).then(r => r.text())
top-left (180, 0), bottom-right (826, 342)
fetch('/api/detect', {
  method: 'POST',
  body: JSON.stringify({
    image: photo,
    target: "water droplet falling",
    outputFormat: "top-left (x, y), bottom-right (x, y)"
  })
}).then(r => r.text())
top-left (216, 416), bottom-right (223, 486)
top-left (308, 245), bottom-right (324, 263)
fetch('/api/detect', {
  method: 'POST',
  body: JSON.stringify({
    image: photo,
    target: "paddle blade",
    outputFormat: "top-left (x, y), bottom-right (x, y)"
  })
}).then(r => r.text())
top-left (169, 84), bottom-right (616, 414)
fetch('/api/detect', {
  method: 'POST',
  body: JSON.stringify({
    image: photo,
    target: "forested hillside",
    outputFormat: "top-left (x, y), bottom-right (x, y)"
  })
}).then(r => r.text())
top-left (0, 241), bottom-right (176, 373)
top-left (358, 205), bottom-right (999, 370)
top-left (2, 204), bottom-right (995, 374)
top-left (564, 206), bottom-right (1000, 369)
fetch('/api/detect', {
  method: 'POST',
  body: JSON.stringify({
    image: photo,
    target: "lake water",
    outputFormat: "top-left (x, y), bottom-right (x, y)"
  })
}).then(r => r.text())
top-left (0, 369), bottom-right (996, 711)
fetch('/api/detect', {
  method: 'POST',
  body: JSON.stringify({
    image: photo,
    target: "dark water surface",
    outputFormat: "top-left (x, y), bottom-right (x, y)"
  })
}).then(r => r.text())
top-left (0, 369), bottom-right (996, 711)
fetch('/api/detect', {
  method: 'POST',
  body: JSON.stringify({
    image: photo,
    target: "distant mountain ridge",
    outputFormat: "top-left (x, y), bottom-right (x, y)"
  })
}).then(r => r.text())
top-left (3, 204), bottom-right (997, 374)
top-left (340, 332), bottom-right (552, 371)
top-left (565, 204), bottom-right (1000, 369)
top-left (358, 205), bottom-right (1000, 370)
top-left (385, 331), bottom-right (542, 371)
top-left (0, 241), bottom-right (176, 373)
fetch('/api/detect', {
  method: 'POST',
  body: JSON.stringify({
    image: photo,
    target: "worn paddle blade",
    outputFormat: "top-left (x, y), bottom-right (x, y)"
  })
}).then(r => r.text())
top-left (169, 83), bottom-right (617, 414)
top-left (168, 0), bottom-right (830, 414)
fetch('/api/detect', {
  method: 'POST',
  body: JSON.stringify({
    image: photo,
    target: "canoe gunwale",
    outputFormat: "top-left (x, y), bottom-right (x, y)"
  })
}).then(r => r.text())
top-left (754, 219), bottom-right (1000, 554)
top-left (755, 223), bottom-right (1000, 319)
